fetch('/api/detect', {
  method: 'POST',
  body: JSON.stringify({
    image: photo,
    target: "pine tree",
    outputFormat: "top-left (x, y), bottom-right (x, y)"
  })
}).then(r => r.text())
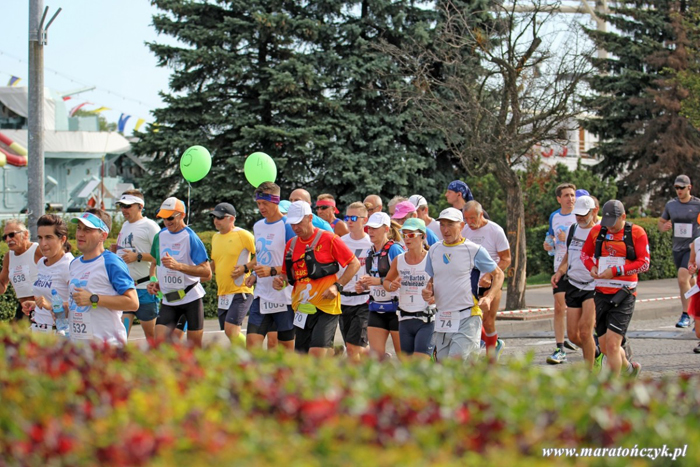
top-left (581, 0), bottom-right (700, 211)
top-left (134, 0), bottom-right (338, 228)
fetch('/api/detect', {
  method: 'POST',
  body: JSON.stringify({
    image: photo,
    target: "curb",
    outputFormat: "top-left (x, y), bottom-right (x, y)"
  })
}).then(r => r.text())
top-left (496, 296), bottom-right (682, 334)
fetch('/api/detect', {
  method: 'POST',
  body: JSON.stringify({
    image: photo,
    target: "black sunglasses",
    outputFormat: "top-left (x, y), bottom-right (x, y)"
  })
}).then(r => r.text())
top-left (316, 205), bottom-right (332, 210)
top-left (2, 231), bottom-right (20, 241)
top-left (344, 215), bottom-right (365, 222)
top-left (165, 213), bottom-right (181, 221)
top-left (674, 186), bottom-right (688, 190)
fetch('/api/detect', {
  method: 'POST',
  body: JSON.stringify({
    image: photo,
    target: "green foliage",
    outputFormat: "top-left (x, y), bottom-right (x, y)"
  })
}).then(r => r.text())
top-left (1, 329), bottom-right (700, 465)
top-left (581, 0), bottom-right (700, 212)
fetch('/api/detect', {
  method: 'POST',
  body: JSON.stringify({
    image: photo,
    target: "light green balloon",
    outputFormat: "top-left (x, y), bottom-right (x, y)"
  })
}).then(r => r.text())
top-left (180, 145), bottom-right (212, 182)
top-left (244, 152), bottom-right (277, 187)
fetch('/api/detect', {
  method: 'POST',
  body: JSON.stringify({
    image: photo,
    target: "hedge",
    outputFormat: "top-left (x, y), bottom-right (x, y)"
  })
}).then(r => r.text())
top-left (1, 327), bottom-right (698, 466)
top-left (526, 217), bottom-right (674, 280)
top-left (0, 219), bottom-right (677, 320)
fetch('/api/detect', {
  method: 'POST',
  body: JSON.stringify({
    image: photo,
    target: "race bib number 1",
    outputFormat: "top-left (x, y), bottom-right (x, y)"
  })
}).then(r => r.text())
top-left (435, 310), bottom-right (460, 333)
top-left (71, 311), bottom-right (93, 340)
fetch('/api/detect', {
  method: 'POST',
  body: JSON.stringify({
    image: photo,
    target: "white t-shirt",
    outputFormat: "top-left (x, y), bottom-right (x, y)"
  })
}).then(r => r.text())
top-left (397, 253), bottom-right (429, 319)
top-left (548, 209), bottom-right (576, 271)
top-left (9, 243), bottom-right (39, 298)
top-left (115, 217), bottom-right (160, 289)
top-left (32, 253), bottom-right (74, 325)
top-left (426, 239), bottom-right (497, 315)
top-left (253, 217), bottom-right (295, 305)
top-left (339, 233), bottom-right (372, 306)
top-left (154, 227), bottom-right (208, 306)
top-left (462, 221), bottom-right (509, 279)
top-left (69, 251), bottom-right (134, 346)
top-left (565, 224), bottom-right (596, 291)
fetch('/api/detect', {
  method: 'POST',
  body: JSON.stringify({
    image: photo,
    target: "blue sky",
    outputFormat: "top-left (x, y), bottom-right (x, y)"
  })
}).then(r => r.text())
top-left (0, 0), bottom-right (178, 132)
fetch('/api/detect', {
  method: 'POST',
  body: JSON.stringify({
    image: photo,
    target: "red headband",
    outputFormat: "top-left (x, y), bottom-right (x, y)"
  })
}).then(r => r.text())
top-left (315, 199), bottom-right (339, 214)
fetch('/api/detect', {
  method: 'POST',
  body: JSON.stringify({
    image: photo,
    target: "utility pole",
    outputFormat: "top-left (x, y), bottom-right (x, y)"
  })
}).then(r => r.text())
top-left (27, 1), bottom-right (60, 239)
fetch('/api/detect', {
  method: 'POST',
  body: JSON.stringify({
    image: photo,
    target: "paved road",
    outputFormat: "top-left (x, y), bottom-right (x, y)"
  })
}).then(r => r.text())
top-left (128, 278), bottom-right (700, 378)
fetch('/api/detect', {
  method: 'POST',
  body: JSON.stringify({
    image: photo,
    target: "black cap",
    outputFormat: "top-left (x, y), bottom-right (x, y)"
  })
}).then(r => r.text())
top-left (600, 200), bottom-right (624, 228)
top-left (210, 202), bottom-right (236, 218)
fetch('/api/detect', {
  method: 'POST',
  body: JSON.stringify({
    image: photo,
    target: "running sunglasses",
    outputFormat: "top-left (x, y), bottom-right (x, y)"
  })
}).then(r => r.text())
top-left (674, 186), bottom-right (688, 190)
top-left (164, 213), bottom-right (181, 221)
top-left (316, 205), bottom-right (331, 210)
top-left (344, 215), bottom-right (366, 222)
top-left (2, 231), bottom-right (20, 241)
top-left (401, 231), bottom-right (423, 239)
top-left (116, 203), bottom-right (137, 209)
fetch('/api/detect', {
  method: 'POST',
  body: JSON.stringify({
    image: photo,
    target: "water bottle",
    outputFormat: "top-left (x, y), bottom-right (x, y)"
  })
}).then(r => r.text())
top-left (545, 234), bottom-right (555, 256)
top-left (51, 289), bottom-right (70, 337)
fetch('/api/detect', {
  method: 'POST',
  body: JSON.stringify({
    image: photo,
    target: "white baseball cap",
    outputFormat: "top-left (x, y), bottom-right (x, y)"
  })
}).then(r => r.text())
top-left (408, 194), bottom-right (428, 208)
top-left (366, 212), bottom-right (391, 228)
top-left (285, 201), bottom-right (312, 225)
top-left (436, 208), bottom-right (464, 222)
top-left (572, 196), bottom-right (595, 216)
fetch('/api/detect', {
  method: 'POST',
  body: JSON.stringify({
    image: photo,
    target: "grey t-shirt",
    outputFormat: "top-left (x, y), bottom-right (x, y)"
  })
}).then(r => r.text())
top-left (661, 197), bottom-right (700, 251)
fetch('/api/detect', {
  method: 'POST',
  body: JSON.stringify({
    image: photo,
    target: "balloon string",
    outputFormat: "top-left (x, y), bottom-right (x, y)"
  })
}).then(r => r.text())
top-left (187, 182), bottom-right (191, 225)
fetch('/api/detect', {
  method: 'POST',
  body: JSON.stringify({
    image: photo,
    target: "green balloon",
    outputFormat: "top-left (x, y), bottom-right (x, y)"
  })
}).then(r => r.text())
top-left (244, 152), bottom-right (277, 187)
top-left (180, 146), bottom-right (212, 182)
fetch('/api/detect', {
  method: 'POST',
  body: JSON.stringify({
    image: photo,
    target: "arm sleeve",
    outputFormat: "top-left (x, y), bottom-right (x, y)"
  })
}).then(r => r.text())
top-left (474, 247), bottom-right (498, 273)
top-left (104, 253), bottom-right (136, 295)
top-left (188, 229), bottom-right (209, 265)
top-left (581, 225), bottom-right (599, 271)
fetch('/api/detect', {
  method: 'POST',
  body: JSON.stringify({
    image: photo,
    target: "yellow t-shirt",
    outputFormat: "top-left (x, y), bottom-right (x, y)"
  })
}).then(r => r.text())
top-left (211, 228), bottom-right (256, 295)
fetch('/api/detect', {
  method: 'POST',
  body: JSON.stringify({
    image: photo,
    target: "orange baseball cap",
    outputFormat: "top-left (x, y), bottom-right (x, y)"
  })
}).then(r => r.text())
top-left (156, 197), bottom-right (186, 218)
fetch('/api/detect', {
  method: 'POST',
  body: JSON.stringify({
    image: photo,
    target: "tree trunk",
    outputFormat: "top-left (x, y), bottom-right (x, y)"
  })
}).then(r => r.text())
top-left (503, 170), bottom-right (527, 310)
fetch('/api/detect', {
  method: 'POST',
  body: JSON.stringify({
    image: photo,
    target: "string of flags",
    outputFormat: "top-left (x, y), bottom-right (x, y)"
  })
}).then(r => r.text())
top-left (5, 75), bottom-right (151, 134)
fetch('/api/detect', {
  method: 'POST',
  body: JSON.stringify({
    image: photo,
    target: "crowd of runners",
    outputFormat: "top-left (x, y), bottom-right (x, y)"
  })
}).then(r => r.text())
top-left (4, 175), bottom-right (700, 376)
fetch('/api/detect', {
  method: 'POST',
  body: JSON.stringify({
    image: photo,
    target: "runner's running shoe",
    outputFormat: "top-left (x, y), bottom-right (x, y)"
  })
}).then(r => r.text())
top-left (546, 348), bottom-right (567, 364)
top-left (676, 312), bottom-right (691, 328)
top-left (622, 339), bottom-right (633, 360)
top-left (494, 339), bottom-right (505, 361)
top-left (629, 362), bottom-right (642, 378)
top-left (694, 343), bottom-right (700, 354)
top-left (593, 352), bottom-right (604, 373)
top-left (564, 339), bottom-right (579, 351)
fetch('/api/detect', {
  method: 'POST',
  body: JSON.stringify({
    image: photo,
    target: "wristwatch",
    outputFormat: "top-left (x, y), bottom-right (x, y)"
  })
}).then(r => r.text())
top-left (137, 253), bottom-right (143, 262)
top-left (334, 282), bottom-right (344, 293)
top-left (270, 267), bottom-right (278, 276)
top-left (90, 294), bottom-right (99, 309)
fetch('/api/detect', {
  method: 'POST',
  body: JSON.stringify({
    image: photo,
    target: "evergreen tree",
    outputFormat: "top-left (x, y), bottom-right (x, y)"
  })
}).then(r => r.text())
top-left (581, 0), bottom-right (700, 211)
top-left (134, 0), bottom-right (338, 228)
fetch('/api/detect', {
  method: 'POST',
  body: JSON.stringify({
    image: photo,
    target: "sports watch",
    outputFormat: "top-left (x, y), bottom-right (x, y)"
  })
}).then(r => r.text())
top-left (137, 253), bottom-right (143, 262)
top-left (90, 294), bottom-right (99, 309)
top-left (334, 282), bottom-right (344, 293)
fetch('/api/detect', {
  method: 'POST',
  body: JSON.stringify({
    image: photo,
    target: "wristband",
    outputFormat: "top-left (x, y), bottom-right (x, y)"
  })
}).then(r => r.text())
top-left (150, 276), bottom-right (158, 282)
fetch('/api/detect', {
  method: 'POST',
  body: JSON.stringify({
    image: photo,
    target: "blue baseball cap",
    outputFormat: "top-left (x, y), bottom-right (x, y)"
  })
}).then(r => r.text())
top-left (71, 212), bottom-right (110, 233)
top-left (575, 189), bottom-right (590, 197)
